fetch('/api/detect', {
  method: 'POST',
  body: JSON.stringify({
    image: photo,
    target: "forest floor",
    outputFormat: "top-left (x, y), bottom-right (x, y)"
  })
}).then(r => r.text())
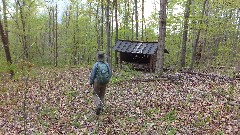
top-left (0, 67), bottom-right (239, 134)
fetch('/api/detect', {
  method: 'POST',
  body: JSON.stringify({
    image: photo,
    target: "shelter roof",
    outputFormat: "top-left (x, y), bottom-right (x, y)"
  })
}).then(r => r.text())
top-left (113, 40), bottom-right (169, 54)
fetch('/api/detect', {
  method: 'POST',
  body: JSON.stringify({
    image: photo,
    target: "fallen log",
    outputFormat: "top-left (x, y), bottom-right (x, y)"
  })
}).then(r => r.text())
top-left (181, 70), bottom-right (235, 81)
top-left (222, 101), bottom-right (240, 107)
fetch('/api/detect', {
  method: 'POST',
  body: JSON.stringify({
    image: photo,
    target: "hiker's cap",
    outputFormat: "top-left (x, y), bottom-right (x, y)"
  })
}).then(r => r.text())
top-left (97, 51), bottom-right (105, 61)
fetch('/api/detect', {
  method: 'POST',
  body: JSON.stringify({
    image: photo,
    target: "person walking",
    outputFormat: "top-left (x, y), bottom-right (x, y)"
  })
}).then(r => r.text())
top-left (89, 51), bottom-right (111, 115)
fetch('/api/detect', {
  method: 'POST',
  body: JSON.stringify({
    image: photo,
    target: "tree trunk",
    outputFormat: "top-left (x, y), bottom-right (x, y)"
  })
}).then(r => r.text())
top-left (77, 3), bottom-right (80, 65)
top-left (95, 3), bottom-right (101, 50)
top-left (141, 0), bottom-right (144, 41)
top-left (1, 0), bottom-right (14, 78)
top-left (156, 0), bottom-right (167, 75)
top-left (41, 33), bottom-right (45, 60)
top-left (0, 21), bottom-right (11, 64)
top-left (236, 9), bottom-right (240, 72)
top-left (52, 7), bottom-right (55, 65)
top-left (114, 0), bottom-right (118, 67)
top-left (106, 0), bottom-right (111, 66)
top-left (101, 0), bottom-right (104, 50)
top-left (55, 3), bottom-right (58, 67)
top-left (232, 9), bottom-right (239, 65)
top-left (73, 3), bottom-right (79, 65)
top-left (180, 0), bottom-right (191, 68)
top-left (48, 7), bottom-right (52, 63)
top-left (14, 0), bottom-right (19, 58)
top-left (111, 3), bottom-right (114, 68)
top-left (131, 8), bottom-right (134, 40)
top-left (190, 0), bottom-right (207, 69)
top-left (0, 22), bottom-right (14, 78)
top-left (213, 8), bottom-right (221, 59)
top-left (134, 0), bottom-right (138, 40)
top-left (125, 0), bottom-right (130, 40)
top-left (115, 0), bottom-right (118, 42)
top-left (123, 1), bottom-right (126, 39)
top-left (201, 0), bottom-right (209, 64)
top-left (17, 0), bottom-right (28, 60)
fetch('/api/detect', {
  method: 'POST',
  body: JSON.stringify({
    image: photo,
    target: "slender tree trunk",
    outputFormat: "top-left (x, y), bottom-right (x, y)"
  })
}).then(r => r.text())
top-left (14, 0), bottom-right (19, 57)
top-left (190, 0), bottom-right (197, 69)
top-left (190, 0), bottom-right (207, 69)
top-left (236, 9), bottom-right (240, 71)
top-left (232, 9), bottom-right (239, 64)
top-left (65, 6), bottom-right (70, 64)
top-left (111, 4), bottom-right (114, 68)
top-left (156, 0), bottom-right (167, 75)
top-left (41, 31), bottom-right (45, 63)
top-left (52, 7), bottom-right (55, 65)
top-left (213, 25), bottom-right (219, 58)
top-left (95, 4), bottom-right (101, 50)
top-left (213, 8), bottom-right (221, 59)
top-left (17, 0), bottom-right (28, 60)
top-left (55, 3), bottom-right (58, 67)
top-left (115, 0), bottom-right (118, 42)
top-left (114, 0), bottom-right (118, 67)
top-left (213, 37), bottom-right (220, 57)
top-left (48, 7), bottom-right (52, 62)
top-left (106, 0), bottom-right (111, 65)
top-left (131, 9), bottom-right (134, 40)
top-left (201, 0), bottom-right (209, 64)
top-left (101, 0), bottom-right (104, 50)
top-left (142, 0), bottom-right (144, 41)
top-left (125, 0), bottom-right (130, 40)
top-left (180, 0), bottom-right (191, 68)
top-left (134, 0), bottom-right (138, 40)
top-left (66, 5), bottom-right (71, 37)
top-left (123, 0), bottom-right (126, 39)
top-left (73, 4), bottom-right (78, 65)
top-left (76, 3), bottom-right (80, 65)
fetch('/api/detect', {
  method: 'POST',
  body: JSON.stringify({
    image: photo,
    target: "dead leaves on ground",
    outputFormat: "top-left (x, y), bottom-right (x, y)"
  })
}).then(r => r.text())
top-left (0, 68), bottom-right (239, 134)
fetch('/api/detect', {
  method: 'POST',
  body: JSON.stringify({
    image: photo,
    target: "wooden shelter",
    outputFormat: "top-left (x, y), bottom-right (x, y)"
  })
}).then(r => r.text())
top-left (113, 40), bottom-right (169, 71)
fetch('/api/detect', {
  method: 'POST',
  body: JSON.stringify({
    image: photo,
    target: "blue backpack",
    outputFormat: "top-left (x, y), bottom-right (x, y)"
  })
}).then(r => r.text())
top-left (96, 62), bottom-right (110, 84)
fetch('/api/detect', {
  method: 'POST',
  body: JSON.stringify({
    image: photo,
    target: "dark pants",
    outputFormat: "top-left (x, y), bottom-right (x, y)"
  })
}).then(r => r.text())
top-left (93, 79), bottom-right (107, 108)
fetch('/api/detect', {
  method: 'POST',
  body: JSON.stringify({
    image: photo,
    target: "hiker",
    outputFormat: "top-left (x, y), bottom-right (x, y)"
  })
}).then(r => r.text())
top-left (89, 51), bottom-right (111, 115)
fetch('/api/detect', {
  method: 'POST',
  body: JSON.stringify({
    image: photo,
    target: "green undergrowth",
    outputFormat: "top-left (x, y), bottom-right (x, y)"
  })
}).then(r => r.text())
top-left (111, 68), bottom-right (141, 84)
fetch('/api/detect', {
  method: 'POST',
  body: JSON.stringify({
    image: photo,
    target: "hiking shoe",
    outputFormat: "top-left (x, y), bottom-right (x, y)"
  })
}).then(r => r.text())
top-left (96, 107), bottom-right (101, 115)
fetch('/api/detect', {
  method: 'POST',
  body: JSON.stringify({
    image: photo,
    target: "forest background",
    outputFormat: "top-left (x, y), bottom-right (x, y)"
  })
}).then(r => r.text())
top-left (0, 0), bottom-right (239, 134)
top-left (0, 0), bottom-right (239, 73)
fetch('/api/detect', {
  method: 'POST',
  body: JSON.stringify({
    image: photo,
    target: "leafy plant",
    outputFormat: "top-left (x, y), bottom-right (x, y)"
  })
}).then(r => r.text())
top-left (162, 109), bottom-right (177, 123)
top-left (167, 127), bottom-right (177, 135)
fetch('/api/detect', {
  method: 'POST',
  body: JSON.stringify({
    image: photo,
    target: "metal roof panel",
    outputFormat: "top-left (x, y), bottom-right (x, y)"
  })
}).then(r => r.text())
top-left (114, 41), bottom-right (122, 50)
top-left (121, 42), bottom-right (131, 52)
top-left (117, 41), bottom-right (127, 51)
top-left (126, 42), bottom-right (135, 53)
top-left (113, 40), bottom-right (168, 55)
top-left (142, 43), bottom-right (151, 54)
top-left (132, 43), bottom-right (142, 53)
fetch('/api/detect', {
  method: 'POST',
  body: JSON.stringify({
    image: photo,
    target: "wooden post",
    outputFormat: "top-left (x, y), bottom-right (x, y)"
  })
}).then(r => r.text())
top-left (120, 52), bottom-right (122, 69)
top-left (115, 51), bottom-right (118, 67)
top-left (149, 55), bottom-right (153, 73)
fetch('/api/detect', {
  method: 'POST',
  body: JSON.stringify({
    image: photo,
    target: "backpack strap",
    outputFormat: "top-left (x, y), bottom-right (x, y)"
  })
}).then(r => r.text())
top-left (95, 61), bottom-right (102, 77)
top-left (96, 62), bottom-right (100, 73)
